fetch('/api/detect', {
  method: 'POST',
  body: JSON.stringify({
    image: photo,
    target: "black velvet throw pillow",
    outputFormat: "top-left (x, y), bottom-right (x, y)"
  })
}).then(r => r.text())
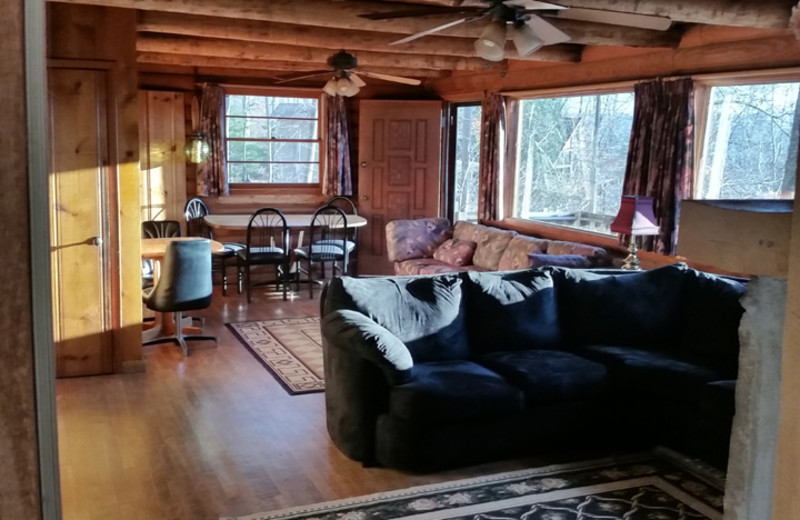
top-left (463, 269), bottom-right (562, 354)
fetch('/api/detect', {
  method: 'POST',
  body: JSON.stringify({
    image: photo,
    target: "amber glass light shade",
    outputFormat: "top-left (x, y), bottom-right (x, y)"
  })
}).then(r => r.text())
top-left (184, 133), bottom-right (210, 164)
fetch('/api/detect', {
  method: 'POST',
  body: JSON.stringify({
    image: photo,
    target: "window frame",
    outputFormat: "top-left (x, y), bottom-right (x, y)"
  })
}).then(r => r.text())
top-left (692, 70), bottom-right (800, 201)
top-left (506, 83), bottom-right (636, 237)
top-left (444, 101), bottom-right (482, 223)
top-left (224, 86), bottom-right (326, 195)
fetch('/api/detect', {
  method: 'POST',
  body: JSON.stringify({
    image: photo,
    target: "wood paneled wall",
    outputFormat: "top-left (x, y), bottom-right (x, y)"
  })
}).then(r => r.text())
top-left (48, 3), bottom-right (143, 372)
top-left (139, 90), bottom-right (187, 225)
top-left (0, 0), bottom-right (42, 517)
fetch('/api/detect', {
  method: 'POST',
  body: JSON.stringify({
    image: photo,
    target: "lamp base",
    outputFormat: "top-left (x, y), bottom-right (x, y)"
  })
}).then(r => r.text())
top-left (621, 235), bottom-right (641, 270)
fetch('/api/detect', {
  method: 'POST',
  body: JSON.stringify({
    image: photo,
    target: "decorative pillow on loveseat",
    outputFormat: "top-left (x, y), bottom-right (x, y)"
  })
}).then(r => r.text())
top-left (528, 253), bottom-right (592, 269)
top-left (432, 238), bottom-right (477, 266)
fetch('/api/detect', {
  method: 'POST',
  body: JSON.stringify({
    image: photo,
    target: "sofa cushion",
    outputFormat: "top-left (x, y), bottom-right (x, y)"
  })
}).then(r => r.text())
top-left (464, 270), bottom-right (561, 353)
top-left (497, 235), bottom-right (550, 271)
top-left (389, 360), bottom-right (524, 423)
top-left (385, 218), bottom-right (451, 262)
top-left (576, 344), bottom-right (726, 401)
top-left (478, 350), bottom-right (609, 404)
top-left (528, 253), bottom-right (592, 269)
top-left (555, 264), bottom-right (689, 350)
top-left (395, 258), bottom-right (464, 276)
top-left (679, 270), bottom-right (746, 378)
top-left (433, 238), bottom-right (477, 266)
top-left (324, 274), bottom-right (469, 362)
top-left (452, 220), bottom-right (481, 242)
top-left (546, 240), bottom-right (607, 258)
top-left (321, 310), bottom-right (414, 385)
top-left (472, 226), bottom-right (517, 270)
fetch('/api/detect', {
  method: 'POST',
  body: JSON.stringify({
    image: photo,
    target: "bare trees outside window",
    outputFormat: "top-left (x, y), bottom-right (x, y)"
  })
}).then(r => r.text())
top-left (697, 82), bottom-right (799, 200)
top-left (514, 92), bottom-right (635, 235)
top-left (452, 105), bottom-right (482, 222)
top-left (225, 94), bottom-right (321, 185)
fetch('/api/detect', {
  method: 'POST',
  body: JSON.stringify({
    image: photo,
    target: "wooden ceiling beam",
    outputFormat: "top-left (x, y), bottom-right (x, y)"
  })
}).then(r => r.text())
top-left (137, 11), bottom-right (679, 52)
top-left (137, 52), bottom-right (448, 78)
top-left (552, 0), bottom-right (795, 29)
top-left (136, 34), bottom-right (501, 71)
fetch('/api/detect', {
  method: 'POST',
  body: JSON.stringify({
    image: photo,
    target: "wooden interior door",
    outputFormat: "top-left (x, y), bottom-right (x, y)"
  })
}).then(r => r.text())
top-left (49, 66), bottom-right (116, 377)
top-left (357, 100), bottom-right (443, 274)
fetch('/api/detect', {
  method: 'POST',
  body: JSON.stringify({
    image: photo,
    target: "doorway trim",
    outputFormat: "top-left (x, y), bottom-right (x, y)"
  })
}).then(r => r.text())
top-left (26, 0), bottom-right (63, 517)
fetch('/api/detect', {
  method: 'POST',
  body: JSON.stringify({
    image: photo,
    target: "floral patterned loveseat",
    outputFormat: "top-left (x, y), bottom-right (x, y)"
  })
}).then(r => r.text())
top-left (385, 218), bottom-right (609, 275)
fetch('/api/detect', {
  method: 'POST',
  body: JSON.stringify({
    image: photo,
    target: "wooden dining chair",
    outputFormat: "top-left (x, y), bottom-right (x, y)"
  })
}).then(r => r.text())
top-left (294, 205), bottom-right (349, 299)
top-left (325, 196), bottom-right (359, 274)
top-left (183, 197), bottom-right (245, 296)
top-left (237, 207), bottom-right (291, 302)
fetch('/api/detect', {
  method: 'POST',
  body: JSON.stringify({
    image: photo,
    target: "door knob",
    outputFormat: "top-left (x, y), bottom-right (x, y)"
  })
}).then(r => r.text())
top-left (360, 161), bottom-right (367, 167)
top-left (89, 236), bottom-right (103, 246)
top-left (361, 195), bottom-right (369, 201)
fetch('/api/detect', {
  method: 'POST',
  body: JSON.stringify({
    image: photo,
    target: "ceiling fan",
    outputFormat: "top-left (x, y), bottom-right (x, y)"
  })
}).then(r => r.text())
top-left (360, 0), bottom-right (672, 62)
top-left (275, 50), bottom-right (422, 97)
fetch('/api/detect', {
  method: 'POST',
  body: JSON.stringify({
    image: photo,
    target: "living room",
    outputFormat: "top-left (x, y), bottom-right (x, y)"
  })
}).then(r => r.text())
top-left (4, 1), bottom-right (800, 519)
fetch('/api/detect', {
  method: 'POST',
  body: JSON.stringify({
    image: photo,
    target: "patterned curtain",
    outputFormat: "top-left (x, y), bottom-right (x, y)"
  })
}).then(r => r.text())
top-left (324, 94), bottom-right (353, 197)
top-left (196, 84), bottom-right (228, 197)
top-left (478, 92), bottom-right (506, 222)
top-left (622, 78), bottom-right (694, 255)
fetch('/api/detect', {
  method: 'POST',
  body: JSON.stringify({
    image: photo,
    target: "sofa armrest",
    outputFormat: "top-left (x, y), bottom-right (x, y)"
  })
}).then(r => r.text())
top-left (385, 217), bottom-right (452, 262)
top-left (322, 310), bottom-right (414, 385)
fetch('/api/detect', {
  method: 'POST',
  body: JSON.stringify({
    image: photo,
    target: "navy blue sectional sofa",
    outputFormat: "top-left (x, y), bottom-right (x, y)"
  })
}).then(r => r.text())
top-left (320, 264), bottom-right (746, 471)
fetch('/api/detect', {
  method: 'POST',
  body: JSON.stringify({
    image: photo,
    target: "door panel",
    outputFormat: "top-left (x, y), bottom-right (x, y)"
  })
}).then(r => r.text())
top-left (358, 100), bottom-right (443, 274)
top-left (49, 67), bottom-right (114, 377)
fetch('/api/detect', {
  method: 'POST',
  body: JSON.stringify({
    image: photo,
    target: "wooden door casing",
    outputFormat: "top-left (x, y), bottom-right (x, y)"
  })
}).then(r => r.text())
top-left (357, 100), bottom-right (443, 274)
top-left (49, 66), bottom-right (116, 377)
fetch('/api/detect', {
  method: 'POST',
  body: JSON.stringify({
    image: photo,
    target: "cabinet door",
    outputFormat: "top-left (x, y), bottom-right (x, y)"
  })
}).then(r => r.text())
top-left (49, 67), bottom-right (116, 377)
top-left (357, 100), bottom-right (443, 274)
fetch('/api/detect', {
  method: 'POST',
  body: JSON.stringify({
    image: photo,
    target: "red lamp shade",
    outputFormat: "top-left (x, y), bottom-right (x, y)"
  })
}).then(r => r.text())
top-left (610, 196), bottom-right (660, 236)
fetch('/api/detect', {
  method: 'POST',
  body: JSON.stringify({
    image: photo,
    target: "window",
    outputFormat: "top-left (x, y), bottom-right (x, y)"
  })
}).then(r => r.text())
top-left (225, 94), bottom-right (321, 185)
top-left (514, 91), bottom-right (635, 234)
top-left (449, 104), bottom-right (482, 222)
top-left (696, 81), bottom-right (799, 200)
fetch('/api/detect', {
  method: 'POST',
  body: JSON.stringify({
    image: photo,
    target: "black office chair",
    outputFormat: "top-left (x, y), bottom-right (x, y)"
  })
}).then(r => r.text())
top-left (294, 205), bottom-right (349, 299)
top-left (142, 239), bottom-right (217, 356)
top-left (325, 196), bottom-right (359, 274)
top-left (236, 207), bottom-right (291, 302)
top-left (183, 197), bottom-right (245, 296)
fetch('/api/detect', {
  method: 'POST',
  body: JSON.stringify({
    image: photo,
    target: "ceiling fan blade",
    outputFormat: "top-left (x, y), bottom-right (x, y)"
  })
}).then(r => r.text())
top-left (349, 73), bottom-right (367, 88)
top-left (274, 71), bottom-right (331, 84)
top-left (524, 14), bottom-right (571, 45)
top-left (551, 8), bottom-right (672, 31)
top-left (358, 70), bottom-right (422, 86)
top-left (390, 14), bottom-right (488, 45)
top-left (505, 0), bottom-right (566, 10)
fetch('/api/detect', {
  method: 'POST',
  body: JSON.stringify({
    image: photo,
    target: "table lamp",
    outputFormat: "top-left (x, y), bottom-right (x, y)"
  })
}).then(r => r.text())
top-left (610, 195), bottom-right (660, 270)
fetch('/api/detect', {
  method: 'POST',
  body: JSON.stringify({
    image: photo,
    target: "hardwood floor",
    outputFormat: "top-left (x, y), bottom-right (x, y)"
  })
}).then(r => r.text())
top-left (56, 284), bottom-right (578, 520)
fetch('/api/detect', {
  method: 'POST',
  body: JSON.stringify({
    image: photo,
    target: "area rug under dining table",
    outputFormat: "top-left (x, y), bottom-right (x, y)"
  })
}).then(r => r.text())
top-left (227, 317), bottom-right (324, 395)
top-left (222, 449), bottom-right (724, 520)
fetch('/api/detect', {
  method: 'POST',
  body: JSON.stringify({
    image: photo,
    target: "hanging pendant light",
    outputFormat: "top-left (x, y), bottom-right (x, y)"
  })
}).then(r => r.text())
top-left (184, 133), bottom-right (210, 164)
top-left (474, 20), bottom-right (507, 62)
top-left (323, 77), bottom-right (339, 96)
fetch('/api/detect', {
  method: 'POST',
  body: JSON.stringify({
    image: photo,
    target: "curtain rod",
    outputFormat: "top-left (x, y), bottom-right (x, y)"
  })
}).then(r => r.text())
top-left (197, 82), bottom-right (322, 94)
top-left (501, 66), bottom-right (800, 98)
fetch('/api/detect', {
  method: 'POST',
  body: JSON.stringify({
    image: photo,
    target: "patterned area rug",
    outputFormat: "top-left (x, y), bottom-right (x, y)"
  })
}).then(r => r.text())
top-left (227, 317), bottom-right (324, 395)
top-left (222, 449), bottom-right (724, 520)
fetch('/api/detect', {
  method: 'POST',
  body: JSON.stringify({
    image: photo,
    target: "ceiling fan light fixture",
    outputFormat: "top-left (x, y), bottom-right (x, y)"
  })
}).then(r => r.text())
top-left (336, 76), bottom-right (360, 97)
top-left (511, 23), bottom-right (544, 57)
top-left (323, 77), bottom-right (339, 96)
top-left (474, 20), bottom-right (507, 62)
